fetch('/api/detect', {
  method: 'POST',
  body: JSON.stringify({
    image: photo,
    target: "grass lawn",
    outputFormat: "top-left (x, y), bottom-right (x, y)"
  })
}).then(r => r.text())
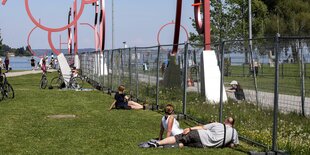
top-left (0, 73), bottom-right (247, 154)
top-left (226, 64), bottom-right (310, 97)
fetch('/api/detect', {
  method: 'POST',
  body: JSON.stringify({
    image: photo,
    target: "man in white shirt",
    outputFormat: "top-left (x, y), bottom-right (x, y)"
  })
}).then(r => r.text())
top-left (148, 117), bottom-right (239, 148)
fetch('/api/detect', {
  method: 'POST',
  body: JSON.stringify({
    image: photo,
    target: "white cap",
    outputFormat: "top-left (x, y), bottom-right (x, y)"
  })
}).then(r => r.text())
top-left (230, 80), bottom-right (238, 85)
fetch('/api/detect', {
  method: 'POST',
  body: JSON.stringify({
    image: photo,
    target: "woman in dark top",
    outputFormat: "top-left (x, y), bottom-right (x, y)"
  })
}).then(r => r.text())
top-left (30, 57), bottom-right (35, 70)
top-left (226, 80), bottom-right (245, 101)
top-left (4, 54), bottom-right (9, 73)
top-left (114, 85), bottom-right (143, 110)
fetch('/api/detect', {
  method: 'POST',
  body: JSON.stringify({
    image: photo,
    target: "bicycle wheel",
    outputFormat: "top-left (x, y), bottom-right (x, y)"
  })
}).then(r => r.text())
top-left (4, 83), bottom-right (14, 99)
top-left (0, 86), bottom-right (4, 101)
top-left (50, 77), bottom-right (64, 89)
top-left (40, 76), bottom-right (48, 89)
top-left (70, 77), bottom-right (84, 89)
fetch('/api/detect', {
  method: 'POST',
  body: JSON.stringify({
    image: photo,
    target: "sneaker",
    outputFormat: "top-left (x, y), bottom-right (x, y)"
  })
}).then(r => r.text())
top-left (147, 141), bottom-right (159, 148)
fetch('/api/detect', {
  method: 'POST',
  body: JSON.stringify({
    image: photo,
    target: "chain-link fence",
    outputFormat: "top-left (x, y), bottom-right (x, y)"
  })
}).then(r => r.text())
top-left (78, 36), bottom-right (310, 153)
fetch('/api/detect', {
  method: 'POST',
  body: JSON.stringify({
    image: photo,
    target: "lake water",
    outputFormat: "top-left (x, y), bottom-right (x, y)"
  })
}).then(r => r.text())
top-left (6, 51), bottom-right (310, 71)
top-left (2, 56), bottom-right (41, 71)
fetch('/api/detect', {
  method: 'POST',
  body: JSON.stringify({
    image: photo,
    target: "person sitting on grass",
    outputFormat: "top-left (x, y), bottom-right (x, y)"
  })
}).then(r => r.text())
top-left (226, 80), bottom-right (245, 102)
top-left (159, 104), bottom-right (183, 140)
top-left (112, 85), bottom-right (143, 110)
top-left (148, 117), bottom-right (239, 148)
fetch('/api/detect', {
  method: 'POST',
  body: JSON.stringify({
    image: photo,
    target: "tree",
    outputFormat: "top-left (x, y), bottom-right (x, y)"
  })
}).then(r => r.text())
top-left (263, 0), bottom-right (310, 62)
top-left (189, 0), bottom-right (268, 44)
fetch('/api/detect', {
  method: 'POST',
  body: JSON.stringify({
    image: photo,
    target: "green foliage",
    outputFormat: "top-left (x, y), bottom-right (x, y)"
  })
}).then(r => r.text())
top-left (264, 0), bottom-right (310, 35)
top-left (190, 0), bottom-right (310, 42)
top-left (189, 0), bottom-right (269, 44)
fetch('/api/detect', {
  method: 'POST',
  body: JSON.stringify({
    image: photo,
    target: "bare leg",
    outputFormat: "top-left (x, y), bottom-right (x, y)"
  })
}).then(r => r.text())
top-left (157, 136), bottom-right (177, 145)
top-left (128, 101), bottom-right (143, 109)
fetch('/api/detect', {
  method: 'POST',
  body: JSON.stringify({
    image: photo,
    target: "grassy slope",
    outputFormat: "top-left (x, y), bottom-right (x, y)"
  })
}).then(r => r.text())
top-left (0, 73), bottom-right (245, 154)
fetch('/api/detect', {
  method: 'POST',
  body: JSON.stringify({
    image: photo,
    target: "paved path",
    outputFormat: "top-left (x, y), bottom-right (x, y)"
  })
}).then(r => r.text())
top-left (6, 69), bottom-right (56, 77)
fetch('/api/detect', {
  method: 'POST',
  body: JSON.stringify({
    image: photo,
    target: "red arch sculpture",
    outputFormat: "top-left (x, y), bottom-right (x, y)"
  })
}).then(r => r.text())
top-left (24, 0), bottom-right (97, 33)
top-left (27, 19), bottom-right (48, 58)
top-left (3, 0), bottom-right (209, 54)
top-left (80, 23), bottom-right (100, 50)
top-left (157, 21), bottom-right (189, 47)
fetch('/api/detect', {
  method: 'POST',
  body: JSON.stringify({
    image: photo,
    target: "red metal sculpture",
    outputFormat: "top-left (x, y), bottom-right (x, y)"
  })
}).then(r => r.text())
top-left (27, 19), bottom-right (48, 58)
top-left (80, 23), bottom-right (100, 50)
top-left (3, 0), bottom-right (209, 54)
top-left (1, 0), bottom-right (7, 5)
top-left (157, 21), bottom-right (189, 47)
top-left (172, 0), bottom-right (211, 54)
top-left (192, 0), bottom-right (211, 50)
top-left (73, 0), bottom-right (78, 55)
top-left (98, 0), bottom-right (106, 51)
top-left (67, 7), bottom-right (73, 55)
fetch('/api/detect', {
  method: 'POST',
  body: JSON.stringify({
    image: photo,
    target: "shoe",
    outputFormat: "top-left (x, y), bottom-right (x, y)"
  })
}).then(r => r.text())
top-left (147, 141), bottom-right (159, 148)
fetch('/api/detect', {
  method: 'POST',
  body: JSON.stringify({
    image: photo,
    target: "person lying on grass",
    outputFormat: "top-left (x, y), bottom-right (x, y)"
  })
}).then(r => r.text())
top-left (112, 85), bottom-right (143, 110)
top-left (148, 117), bottom-right (239, 148)
top-left (159, 104), bottom-right (183, 140)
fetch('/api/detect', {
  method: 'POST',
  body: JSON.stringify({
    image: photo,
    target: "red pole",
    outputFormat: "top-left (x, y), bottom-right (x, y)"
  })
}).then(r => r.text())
top-left (204, 0), bottom-right (211, 50)
top-left (172, 0), bottom-right (182, 55)
top-left (99, 0), bottom-right (106, 51)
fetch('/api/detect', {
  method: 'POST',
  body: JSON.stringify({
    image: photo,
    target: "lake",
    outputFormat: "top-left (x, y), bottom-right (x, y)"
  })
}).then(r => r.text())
top-left (2, 56), bottom-right (41, 71)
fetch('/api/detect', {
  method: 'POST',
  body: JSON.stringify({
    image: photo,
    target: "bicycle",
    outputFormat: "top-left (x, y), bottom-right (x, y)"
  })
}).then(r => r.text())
top-left (50, 70), bottom-right (84, 89)
top-left (40, 73), bottom-right (48, 89)
top-left (0, 73), bottom-right (14, 99)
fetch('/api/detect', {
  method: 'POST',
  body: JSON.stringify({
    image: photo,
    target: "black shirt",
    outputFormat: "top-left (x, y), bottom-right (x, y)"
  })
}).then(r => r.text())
top-left (229, 87), bottom-right (245, 100)
top-left (114, 92), bottom-right (127, 104)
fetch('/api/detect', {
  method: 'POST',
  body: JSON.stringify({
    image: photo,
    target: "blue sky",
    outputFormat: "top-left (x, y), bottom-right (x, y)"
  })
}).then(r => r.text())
top-left (0, 0), bottom-right (196, 49)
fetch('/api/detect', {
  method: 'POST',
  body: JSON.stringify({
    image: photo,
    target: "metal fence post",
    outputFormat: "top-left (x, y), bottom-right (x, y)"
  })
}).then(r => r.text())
top-left (135, 47), bottom-right (139, 99)
top-left (155, 45), bottom-right (161, 110)
top-left (272, 33), bottom-right (280, 152)
top-left (129, 48), bottom-right (132, 92)
top-left (121, 49), bottom-right (124, 80)
top-left (111, 50), bottom-right (114, 91)
top-left (299, 41), bottom-right (305, 116)
top-left (219, 41), bottom-right (225, 123)
top-left (249, 41), bottom-right (259, 106)
top-left (118, 49), bottom-right (121, 87)
top-left (182, 42), bottom-right (189, 116)
top-left (107, 50), bottom-right (111, 89)
top-left (102, 50), bottom-right (105, 88)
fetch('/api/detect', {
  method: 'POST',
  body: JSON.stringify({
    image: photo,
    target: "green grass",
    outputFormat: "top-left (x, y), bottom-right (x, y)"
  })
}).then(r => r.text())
top-left (226, 64), bottom-right (310, 97)
top-left (129, 83), bottom-right (310, 155)
top-left (0, 73), bottom-right (245, 154)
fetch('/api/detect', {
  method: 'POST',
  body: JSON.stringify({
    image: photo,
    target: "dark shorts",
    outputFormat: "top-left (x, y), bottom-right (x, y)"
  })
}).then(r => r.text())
top-left (175, 130), bottom-right (203, 148)
top-left (31, 63), bottom-right (35, 67)
top-left (116, 102), bottom-right (131, 110)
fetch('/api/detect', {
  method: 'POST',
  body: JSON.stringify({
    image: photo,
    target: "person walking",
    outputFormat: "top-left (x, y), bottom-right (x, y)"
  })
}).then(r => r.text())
top-left (30, 57), bottom-right (35, 70)
top-left (4, 54), bottom-right (10, 73)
